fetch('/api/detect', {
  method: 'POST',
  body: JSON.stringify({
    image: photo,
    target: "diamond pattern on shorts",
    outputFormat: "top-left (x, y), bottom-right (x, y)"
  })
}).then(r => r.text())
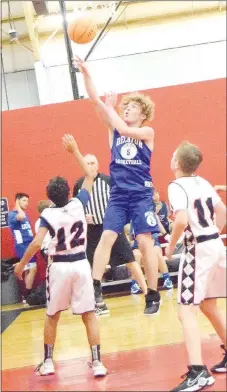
top-left (46, 266), bottom-right (50, 302)
top-left (181, 225), bottom-right (196, 304)
top-left (183, 263), bottom-right (194, 276)
top-left (182, 276), bottom-right (194, 289)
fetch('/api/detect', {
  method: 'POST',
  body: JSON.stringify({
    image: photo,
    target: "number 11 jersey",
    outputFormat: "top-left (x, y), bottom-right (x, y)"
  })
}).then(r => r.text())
top-left (39, 189), bottom-right (89, 258)
top-left (168, 176), bottom-right (221, 239)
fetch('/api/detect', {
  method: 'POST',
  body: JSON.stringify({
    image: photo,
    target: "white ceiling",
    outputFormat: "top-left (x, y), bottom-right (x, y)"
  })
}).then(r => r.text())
top-left (1, 0), bottom-right (226, 42)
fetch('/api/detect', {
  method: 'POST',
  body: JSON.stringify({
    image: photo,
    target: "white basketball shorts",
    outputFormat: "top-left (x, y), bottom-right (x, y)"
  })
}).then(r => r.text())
top-left (46, 258), bottom-right (95, 316)
top-left (178, 237), bottom-right (226, 305)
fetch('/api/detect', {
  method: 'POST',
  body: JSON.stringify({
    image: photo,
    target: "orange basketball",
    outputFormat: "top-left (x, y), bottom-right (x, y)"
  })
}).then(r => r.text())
top-left (67, 15), bottom-right (97, 44)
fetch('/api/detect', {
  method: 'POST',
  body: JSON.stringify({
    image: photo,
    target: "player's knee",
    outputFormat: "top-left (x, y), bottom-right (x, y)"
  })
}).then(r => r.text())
top-left (136, 233), bottom-right (151, 252)
top-left (101, 230), bottom-right (118, 247)
top-left (46, 312), bottom-right (60, 324)
top-left (200, 299), bottom-right (216, 317)
top-left (81, 310), bottom-right (95, 325)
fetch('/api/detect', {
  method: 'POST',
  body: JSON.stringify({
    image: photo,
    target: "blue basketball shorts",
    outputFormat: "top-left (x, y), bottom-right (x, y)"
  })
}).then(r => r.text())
top-left (103, 188), bottom-right (160, 236)
top-left (15, 244), bottom-right (37, 268)
top-left (132, 233), bottom-right (161, 250)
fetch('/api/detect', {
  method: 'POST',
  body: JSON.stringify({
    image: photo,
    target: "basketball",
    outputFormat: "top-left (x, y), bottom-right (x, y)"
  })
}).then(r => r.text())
top-left (67, 15), bottom-right (97, 44)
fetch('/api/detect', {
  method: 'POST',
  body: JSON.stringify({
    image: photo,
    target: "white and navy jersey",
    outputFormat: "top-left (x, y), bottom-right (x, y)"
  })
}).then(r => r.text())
top-left (110, 129), bottom-right (153, 192)
top-left (39, 189), bottom-right (89, 257)
top-left (168, 176), bottom-right (221, 239)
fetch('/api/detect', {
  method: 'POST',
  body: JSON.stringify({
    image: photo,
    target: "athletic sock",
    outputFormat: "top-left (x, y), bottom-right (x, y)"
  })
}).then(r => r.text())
top-left (91, 344), bottom-right (101, 362)
top-left (44, 344), bottom-right (54, 361)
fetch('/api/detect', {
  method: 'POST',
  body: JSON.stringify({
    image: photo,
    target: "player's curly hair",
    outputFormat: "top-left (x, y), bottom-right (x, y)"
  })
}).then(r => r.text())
top-left (46, 177), bottom-right (70, 207)
top-left (176, 141), bottom-right (203, 174)
top-left (119, 93), bottom-right (155, 122)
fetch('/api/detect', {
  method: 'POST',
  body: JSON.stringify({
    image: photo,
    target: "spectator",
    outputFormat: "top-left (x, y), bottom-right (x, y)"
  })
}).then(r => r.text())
top-left (35, 200), bottom-right (53, 264)
top-left (8, 192), bottom-right (37, 301)
top-left (153, 189), bottom-right (172, 234)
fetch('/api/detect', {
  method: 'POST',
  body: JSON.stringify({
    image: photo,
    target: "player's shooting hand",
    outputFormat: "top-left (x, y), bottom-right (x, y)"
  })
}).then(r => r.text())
top-left (72, 55), bottom-right (89, 74)
top-left (14, 262), bottom-right (24, 281)
top-left (105, 91), bottom-right (118, 107)
top-left (62, 134), bottom-right (78, 154)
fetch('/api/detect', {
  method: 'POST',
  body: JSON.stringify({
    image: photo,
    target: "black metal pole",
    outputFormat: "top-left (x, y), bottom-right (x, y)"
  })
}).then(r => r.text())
top-left (84, 1), bottom-right (123, 61)
top-left (1, 52), bottom-right (10, 110)
top-left (59, 0), bottom-right (80, 100)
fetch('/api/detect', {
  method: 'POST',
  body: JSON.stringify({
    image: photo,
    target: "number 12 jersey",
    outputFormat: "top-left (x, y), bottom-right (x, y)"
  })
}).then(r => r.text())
top-left (39, 189), bottom-right (89, 258)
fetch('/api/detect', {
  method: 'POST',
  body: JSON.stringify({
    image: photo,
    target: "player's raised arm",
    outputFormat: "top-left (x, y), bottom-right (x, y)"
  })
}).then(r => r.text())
top-left (73, 56), bottom-right (114, 129)
top-left (104, 92), bottom-right (154, 141)
top-left (62, 134), bottom-right (95, 193)
top-left (62, 134), bottom-right (90, 176)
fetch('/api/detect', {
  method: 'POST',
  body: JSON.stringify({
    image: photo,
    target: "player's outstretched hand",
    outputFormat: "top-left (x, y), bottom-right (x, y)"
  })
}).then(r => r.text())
top-left (72, 55), bottom-right (89, 74)
top-left (105, 91), bottom-right (118, 107)
top-left (62, 134), bottom-right (78, 154)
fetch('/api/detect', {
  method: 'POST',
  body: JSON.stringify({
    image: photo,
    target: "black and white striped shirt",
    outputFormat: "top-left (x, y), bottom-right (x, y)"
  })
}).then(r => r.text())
top-left (73, 173), bottom-right (111, 225)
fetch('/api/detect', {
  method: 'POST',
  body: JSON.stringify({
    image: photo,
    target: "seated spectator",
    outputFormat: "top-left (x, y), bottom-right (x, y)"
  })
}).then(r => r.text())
top-left (35, 200), bottom-right (53, 263)
top-left (153, 189), bottom-right (172, 234)
top-left (8, 192), bottom-right (37, 302)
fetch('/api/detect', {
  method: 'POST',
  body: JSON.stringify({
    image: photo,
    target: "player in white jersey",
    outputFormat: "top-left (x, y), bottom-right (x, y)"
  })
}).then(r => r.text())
top-left (14, 135), bottom-right (107, 379)
top-left (165, 141), bottom-right (226, 392)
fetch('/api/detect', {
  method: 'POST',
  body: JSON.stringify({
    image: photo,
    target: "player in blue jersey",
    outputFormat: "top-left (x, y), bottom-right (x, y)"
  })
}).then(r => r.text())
top-left (14, 135), bottom-right (107, 378)
top-left (153, 189), bottom-right (173, 234)
top-left (8, 193), bottom-right (37, 300)
top-left (74, 56), bottom-right (161, 315)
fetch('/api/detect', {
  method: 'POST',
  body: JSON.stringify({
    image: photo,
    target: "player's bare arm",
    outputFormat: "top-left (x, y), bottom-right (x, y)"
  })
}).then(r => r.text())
top-left (165, 210), bottom-right (188, 258)
top-left (73, 56), bottom-right (114, 129)
top-left (14, 227), bottom-right (48, 280)
top-left (214, 185), bottom-right (227, 192)
top-left (214, 200), bottom-right (227, 232)
top-left (62, 134), bottom-right (91, 177)
top-left (105, 92), bottom-right (154, 143)
top-left (62, 134), bottom-right (96, 193)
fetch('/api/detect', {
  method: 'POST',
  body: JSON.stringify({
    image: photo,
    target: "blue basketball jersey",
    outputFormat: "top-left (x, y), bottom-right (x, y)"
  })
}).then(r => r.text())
top-left (8, 210), bottom-right (34, 246)
top-left (110, 129), bottom-right (153, 192)
top-left (156, 202), bottom-right (170, 233)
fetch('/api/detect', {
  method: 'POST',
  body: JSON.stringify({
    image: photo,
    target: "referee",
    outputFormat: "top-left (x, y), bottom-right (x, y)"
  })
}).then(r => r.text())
top-left (73, 154), bottom-right (146, 315)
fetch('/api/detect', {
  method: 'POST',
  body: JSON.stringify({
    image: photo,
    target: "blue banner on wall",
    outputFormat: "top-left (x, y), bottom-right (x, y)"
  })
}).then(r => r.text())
top-left (1, 198), bottom-right (9, 228)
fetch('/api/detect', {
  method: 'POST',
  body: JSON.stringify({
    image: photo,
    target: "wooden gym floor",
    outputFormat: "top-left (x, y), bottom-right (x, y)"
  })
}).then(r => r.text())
top-left (2, 289), bottom-right (226, 391)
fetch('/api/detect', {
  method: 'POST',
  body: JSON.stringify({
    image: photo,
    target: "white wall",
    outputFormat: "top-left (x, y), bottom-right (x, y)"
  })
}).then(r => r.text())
top-left (1, 12), bottom-right (226, 109)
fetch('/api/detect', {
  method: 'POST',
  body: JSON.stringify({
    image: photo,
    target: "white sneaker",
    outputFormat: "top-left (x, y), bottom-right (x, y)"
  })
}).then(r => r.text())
top-left (35, 358), bottom-right (55, 376)
top-left (92, 360), bottom-right (108, 377)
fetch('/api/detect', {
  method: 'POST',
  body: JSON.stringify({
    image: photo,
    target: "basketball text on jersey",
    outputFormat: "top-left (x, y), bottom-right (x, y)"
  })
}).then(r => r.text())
top-left (116, 136), bottom-right (143, 164)
top-left (110, 129), bottom-right (153, 191)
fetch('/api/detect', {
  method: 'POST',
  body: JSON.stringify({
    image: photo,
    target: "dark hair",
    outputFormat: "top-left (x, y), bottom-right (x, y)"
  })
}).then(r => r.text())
top-left (46, 177), bottom-right (70, 207)
top-left (15, 193), bottom-right (29, 201)
top-left (176, 141), bottom-right (203, 174)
